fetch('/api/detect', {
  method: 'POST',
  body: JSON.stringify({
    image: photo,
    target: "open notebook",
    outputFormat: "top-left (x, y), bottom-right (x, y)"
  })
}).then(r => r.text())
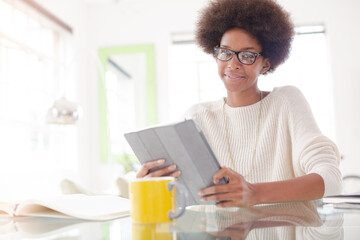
top-left (0, 194), bottom-right (130, 221)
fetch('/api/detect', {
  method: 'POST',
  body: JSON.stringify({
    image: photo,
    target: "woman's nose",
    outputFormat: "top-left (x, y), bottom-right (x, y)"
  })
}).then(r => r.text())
top-left (227, 55), bottom-right (242, 69)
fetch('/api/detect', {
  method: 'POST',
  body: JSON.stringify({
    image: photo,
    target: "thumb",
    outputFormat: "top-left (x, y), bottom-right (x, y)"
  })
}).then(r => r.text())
top-left (213, 166), bottom-right (235, 184)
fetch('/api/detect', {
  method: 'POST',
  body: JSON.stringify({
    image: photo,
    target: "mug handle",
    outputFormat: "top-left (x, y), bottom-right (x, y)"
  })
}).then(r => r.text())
top-left (167, 181), bottom-right (188, 219)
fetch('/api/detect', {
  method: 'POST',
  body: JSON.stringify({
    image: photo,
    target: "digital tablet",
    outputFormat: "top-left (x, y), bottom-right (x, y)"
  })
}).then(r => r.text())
top-left (124, 119), bottom-right (228, 205)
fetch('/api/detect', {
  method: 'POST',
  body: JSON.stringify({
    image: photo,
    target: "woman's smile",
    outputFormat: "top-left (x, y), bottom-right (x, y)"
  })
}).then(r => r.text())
top-left (224, 72), bottom-right (246, 82)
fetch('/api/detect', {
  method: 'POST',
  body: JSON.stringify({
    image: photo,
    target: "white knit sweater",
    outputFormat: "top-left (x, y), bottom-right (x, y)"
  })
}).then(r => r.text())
top-left (184, 86), bottom-right (342, 197)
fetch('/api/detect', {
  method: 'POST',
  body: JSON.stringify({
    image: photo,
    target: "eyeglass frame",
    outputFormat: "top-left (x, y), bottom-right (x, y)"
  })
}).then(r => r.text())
top-left (213, 47), bottom-right (263, 65)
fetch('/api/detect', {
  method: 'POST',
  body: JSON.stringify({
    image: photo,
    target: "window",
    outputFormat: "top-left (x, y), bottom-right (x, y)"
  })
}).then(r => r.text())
top-left (105, 59), bottom-right (137, 174)
top-left (168, 26), bottom-right (336, 141)
top-left (0, 0), bottom-right (77, 200)
top-left (98, 45), bottom-right (156, 177)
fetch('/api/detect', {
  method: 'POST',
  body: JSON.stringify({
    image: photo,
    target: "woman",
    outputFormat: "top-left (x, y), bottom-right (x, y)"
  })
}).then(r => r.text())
top-left (137, 0), bottom-right (342, 207)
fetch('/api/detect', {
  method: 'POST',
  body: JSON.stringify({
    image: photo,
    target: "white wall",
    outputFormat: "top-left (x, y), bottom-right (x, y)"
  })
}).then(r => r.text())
top-left (35, 0), bottom-right (360, 190)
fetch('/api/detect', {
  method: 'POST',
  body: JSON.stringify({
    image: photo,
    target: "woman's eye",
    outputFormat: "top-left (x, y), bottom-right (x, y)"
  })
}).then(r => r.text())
top-left (221, 51), bottom-right (232, 57)
top-left (242, 53), bottom-right (255, 59)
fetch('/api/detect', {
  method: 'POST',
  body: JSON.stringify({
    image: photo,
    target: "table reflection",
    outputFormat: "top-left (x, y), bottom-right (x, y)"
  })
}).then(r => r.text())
top-left (173, 201), bottom-right (344, 240)
top-left (0, 201), bottom-right (347, 240)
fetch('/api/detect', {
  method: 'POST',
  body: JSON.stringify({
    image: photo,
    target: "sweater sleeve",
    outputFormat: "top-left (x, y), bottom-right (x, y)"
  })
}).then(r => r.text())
top-left (285, 86), bottom-right (342, 196)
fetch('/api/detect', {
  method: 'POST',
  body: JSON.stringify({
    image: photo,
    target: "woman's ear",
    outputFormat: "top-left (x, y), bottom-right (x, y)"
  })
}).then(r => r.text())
top-left (261, 58), bottom-right (271, 74)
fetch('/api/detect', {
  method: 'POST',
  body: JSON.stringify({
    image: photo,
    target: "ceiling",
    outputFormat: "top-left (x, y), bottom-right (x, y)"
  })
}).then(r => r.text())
top-left (77, 0), bottom-right (114, 4)
top-left (80, 0), bottom-right (127, 3)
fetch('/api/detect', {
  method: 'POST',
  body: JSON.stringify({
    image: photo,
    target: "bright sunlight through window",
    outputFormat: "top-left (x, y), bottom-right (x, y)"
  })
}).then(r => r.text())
top-left (0, 0), bottom-right (77, 200)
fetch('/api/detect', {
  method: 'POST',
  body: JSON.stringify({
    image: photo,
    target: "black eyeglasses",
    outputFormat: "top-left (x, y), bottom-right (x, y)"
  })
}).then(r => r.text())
top-left (214, 47), bottom-right (262, 65)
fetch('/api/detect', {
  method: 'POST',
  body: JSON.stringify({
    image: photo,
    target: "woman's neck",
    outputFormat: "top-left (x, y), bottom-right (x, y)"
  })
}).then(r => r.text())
top-left (226, 89), bottom-right (262, 107)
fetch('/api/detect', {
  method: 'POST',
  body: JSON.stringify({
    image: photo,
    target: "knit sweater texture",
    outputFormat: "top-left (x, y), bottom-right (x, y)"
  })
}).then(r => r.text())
top-left (184, 86), bottom-right (342, 196)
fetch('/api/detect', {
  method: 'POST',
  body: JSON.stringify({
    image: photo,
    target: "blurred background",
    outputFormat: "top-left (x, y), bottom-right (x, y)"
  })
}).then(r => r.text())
top-left (0, 0), bottom-right (359, 200)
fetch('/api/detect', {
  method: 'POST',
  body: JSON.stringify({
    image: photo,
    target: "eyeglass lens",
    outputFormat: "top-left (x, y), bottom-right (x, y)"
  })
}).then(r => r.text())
top-left (215, 48), bottom-right (259, 65)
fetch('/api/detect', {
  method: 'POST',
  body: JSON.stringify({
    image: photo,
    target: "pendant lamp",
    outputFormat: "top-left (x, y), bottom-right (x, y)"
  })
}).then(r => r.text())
top-left (46, 97), bottom-right (80, 125)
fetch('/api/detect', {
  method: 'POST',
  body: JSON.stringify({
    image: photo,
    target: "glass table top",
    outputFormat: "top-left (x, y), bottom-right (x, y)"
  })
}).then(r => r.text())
top-left (1, 200), bottom-right (359, 239)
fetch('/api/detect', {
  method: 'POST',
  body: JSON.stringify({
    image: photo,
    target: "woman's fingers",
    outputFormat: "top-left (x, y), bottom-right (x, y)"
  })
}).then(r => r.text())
top-left (136, 159), bottom-right (165, 178)
top-left (146, 164), bottom-right (177, 177)
top-left (197, 166), bottom-right (256, 207)
top-left (200, 191), bottom-right (242, 202)
top-left (136, 158), bottom-right (182, 179)
top-left (213, 166), bottom-right (239, 184)
top-left (169, 170), bottom-right (181, 178)
top-left (199, 184), bottom-right (244, 203)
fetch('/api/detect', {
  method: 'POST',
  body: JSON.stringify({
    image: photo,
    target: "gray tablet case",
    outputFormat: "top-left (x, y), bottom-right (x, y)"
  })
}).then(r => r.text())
top-left (124, 119), bottom-right (227, 206)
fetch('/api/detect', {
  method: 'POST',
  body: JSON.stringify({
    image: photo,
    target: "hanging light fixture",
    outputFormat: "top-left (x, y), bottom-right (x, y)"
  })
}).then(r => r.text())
top-left (46, 97), bottom-right (80, 125)
top-left (46, 30), bottom-right (81, 125)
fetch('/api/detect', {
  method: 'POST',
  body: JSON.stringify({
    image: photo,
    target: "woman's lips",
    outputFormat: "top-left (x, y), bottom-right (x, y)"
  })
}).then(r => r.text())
top-left (224, 73), bottom-right (245, 81)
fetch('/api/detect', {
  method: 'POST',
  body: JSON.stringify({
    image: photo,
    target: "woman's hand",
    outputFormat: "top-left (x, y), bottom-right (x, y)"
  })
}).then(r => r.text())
top-left (136, 159), bottom-right (181, 178)
top-left (198, 166), bottom-right (258, 207)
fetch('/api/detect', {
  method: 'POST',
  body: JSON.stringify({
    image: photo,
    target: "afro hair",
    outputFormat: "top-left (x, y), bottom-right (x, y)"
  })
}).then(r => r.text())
top-left (196, 0), bottom-right (294, 73)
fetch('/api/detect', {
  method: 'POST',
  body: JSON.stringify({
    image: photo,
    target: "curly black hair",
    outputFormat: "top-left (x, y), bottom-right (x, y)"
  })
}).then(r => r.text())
top-left (196, 0), bottom-right (294, 73)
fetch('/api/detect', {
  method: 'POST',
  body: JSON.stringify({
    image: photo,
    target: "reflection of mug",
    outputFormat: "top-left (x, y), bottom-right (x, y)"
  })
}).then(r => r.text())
top-left (130, 177), bottom-right (188, 223)
top-left (132, 222), bottom-right (173, 240)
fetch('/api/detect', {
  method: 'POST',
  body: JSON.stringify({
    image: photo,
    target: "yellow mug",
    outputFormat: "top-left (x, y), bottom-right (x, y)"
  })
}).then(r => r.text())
top-left (130, 177), bottom-right (188, 223)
